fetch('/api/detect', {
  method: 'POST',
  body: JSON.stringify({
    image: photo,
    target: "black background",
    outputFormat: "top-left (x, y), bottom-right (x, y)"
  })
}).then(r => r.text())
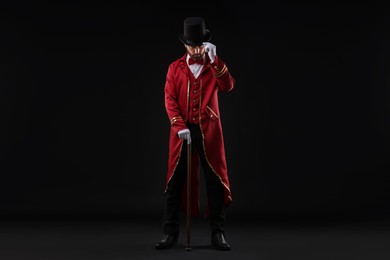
top-left (1, 1), bottom-right (390, 222)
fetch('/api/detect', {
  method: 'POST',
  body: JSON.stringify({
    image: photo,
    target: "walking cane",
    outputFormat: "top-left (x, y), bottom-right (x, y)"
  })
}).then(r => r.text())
top-left (185, 136), bottom-right (192, 251)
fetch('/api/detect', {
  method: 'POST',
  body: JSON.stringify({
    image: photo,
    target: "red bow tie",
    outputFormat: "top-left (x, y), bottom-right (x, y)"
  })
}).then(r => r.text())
top-left (188, 58), bottom-right (204, 65)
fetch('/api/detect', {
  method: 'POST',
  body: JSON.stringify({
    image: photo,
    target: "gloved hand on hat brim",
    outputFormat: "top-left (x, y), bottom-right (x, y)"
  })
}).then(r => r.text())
top-left (203, 42), bottom-right (216, 64)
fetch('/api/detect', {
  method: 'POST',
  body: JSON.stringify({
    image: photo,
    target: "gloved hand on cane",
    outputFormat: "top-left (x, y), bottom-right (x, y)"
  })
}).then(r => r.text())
top-left (203, 42), bottom-right (216, 64)
top-left (178, 129), bottom-right (191, 144)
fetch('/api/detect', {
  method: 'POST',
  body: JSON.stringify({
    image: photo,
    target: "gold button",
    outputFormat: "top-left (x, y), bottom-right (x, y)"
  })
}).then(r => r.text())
top-left (193, 108), bottom-right (196, 111)
top-left (193, 90), bottom-right (197, 93)
top-left (192, 117), bottom-right (196, 121)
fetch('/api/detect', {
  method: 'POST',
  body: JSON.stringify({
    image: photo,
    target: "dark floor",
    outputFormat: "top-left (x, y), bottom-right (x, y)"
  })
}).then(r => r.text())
top-left (0, 216), bottom-right (389, 260)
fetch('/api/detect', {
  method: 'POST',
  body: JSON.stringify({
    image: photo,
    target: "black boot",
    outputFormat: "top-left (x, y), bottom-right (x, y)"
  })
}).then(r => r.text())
top-left (211, 232), bottom-right (231, 250)
top-left (155, 233), bottom-right (178, 249)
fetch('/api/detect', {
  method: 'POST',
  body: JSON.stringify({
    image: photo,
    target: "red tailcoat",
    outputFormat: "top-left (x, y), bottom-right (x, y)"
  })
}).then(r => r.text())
top-left (164, 53), bottom-right (235, 217)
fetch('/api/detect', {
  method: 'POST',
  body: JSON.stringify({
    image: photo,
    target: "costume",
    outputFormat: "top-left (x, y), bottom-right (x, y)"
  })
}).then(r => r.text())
top-left (164, 53), bottom-right (235, 217)
top-left (156, 16), bottom-right (235, 251)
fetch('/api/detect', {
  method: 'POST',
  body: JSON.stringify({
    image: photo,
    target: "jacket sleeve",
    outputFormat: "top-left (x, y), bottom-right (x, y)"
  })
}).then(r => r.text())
top-left (164, 64), bottom-right (188, 134)
top-left (209, 56), bottom-right (235, 92)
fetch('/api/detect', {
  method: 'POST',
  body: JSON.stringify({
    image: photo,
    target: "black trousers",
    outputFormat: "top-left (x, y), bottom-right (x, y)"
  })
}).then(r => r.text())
top-left (162, 123), bottom-right (227, 236)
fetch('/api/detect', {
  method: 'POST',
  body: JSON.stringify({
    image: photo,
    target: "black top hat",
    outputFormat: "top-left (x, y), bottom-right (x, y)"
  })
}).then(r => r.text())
top-left (179, 16), bottom-right (212, 46)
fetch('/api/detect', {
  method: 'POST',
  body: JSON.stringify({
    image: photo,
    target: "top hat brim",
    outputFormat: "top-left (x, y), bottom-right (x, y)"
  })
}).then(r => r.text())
top-left (179, 30), bottom-right (212, 46)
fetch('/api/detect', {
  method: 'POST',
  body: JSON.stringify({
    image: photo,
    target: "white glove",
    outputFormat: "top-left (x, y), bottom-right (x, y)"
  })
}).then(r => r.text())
top-left (178, 129), bottom-right (191, 144)
top-left (203, 42), bottom-right (216, 64)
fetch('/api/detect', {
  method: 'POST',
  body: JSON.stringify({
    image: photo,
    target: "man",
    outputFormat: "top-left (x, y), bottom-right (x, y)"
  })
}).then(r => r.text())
top-left (155, 16), bottom-right (235, 251)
